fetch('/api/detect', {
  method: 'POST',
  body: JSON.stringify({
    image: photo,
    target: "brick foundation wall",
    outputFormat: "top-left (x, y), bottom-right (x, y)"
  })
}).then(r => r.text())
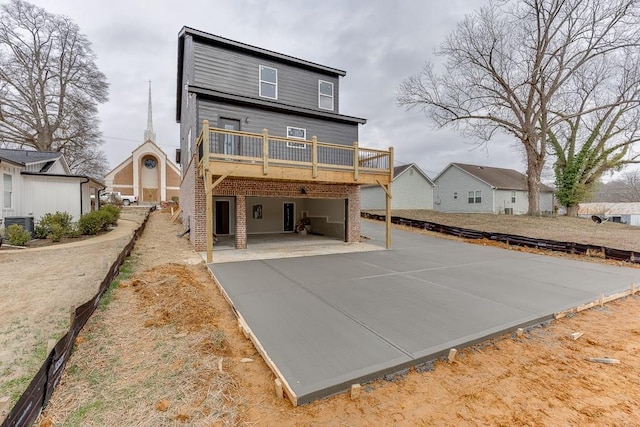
top-left (187, 177), bottom-right (362, 251)
top-left (235, 195), bottom-right (246, 249)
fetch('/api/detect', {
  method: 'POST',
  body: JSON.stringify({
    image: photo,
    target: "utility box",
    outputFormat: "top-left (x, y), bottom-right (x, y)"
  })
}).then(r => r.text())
top-left (4, 216), bottom-right (35, 237)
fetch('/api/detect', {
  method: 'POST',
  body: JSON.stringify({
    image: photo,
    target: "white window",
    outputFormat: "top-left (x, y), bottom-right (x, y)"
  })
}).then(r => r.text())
top-left (259, 65), bottom-right (277, 99)
top-left (318, 80), bottom-right (334, 110)
top-left (511, 191), bottom-right (516, 203)
top-left (468, 190), bottom-right (482, 204)
top-left (286, 126), bottom-right (307, 149)
top-left (3, 173), bottom-right (12, 209)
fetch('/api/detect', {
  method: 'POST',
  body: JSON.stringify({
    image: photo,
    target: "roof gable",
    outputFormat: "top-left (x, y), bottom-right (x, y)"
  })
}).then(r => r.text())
top-left (393, 163), bottom-right (435, 186)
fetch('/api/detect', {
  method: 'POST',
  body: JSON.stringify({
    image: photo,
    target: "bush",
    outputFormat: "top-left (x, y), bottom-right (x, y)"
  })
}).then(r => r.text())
top-left (100, 205), bottom-right (121, 226)
top-left (77, 211), bottom-right (104, 235)
top-left (48, 223), bottom-right (65, 242)
top-left (35, 211), bottom-right (74, 239)
top-left (6, 224), bottom-right (31, 246)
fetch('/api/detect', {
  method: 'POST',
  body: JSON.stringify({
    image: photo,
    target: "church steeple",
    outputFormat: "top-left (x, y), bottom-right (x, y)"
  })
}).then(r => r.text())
top-left (144, 81), bottom-right (156, 143)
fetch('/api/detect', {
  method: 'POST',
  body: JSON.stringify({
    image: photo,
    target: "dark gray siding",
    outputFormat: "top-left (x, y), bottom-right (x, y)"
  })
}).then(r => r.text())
top-left (193, 42), bottom-right (340, 113)
top-left (196, 99), bottom-right (357, 145)
top-left (180, 36), bottom-right (198, 175)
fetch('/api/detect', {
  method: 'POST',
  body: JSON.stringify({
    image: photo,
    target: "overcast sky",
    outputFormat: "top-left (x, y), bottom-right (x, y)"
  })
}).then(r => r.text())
top-left (24, 0), bottom-right (531, 178)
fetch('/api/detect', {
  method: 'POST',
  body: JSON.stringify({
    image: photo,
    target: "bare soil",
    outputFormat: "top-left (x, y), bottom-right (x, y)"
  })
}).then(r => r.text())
top-left (1, 210), bottom-right (639, 425)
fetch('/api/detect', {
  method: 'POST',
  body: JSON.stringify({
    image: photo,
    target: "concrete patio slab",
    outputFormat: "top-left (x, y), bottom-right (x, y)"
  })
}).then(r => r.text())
top-left (209, 221), bottom-right (640, 405)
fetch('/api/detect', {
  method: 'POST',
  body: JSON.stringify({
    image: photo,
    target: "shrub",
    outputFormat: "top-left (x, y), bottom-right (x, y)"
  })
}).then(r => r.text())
top-left (77, 211), bottom-right (104, 235)
top-left (6, 224), bottom-right (31, 246)
top-left (100, 205), bottom-right (121, 226)
top-left (48, 223), bottom-right (65, 242)
top-left (35, 211), bottom-right (74, 239)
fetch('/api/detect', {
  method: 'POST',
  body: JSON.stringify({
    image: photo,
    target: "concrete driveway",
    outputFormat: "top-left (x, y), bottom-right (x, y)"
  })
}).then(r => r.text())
top-left (209, 221), bottom-right (640, 405)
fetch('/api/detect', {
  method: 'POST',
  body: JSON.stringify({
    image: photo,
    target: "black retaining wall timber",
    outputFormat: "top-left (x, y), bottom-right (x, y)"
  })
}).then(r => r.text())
top-left (2, 208), bottom-right (153, 427)
top-left (362, 212), bottom-right (640, 265)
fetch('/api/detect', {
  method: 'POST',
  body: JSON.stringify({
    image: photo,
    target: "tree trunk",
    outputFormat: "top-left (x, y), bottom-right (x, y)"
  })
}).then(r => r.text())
top-left (566, 204), bottom-right (579, 217)
top-left (525, 148), bottom-right (543, 215)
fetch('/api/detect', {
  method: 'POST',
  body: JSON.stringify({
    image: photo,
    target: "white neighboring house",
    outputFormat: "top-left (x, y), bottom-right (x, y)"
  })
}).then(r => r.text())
top-left (578, 202), bottom-right (640, 226)
top-left (434, 163), bottom-right (555, 214)
top-left (0, 148), bottom-right (103, 228)
top-left (361, 163), bottom-right (435, 210)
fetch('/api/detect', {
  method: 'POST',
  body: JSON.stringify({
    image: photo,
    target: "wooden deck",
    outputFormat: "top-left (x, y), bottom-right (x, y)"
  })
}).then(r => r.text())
top-left (195, 120), bottom-right (394, 262)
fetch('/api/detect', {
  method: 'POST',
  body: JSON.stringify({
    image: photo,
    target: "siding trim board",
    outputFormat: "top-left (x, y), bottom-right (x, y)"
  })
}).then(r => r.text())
top-left (188, 86), bottom-right (366, 125)
top-left (179, 27), bottom-right (346, 76)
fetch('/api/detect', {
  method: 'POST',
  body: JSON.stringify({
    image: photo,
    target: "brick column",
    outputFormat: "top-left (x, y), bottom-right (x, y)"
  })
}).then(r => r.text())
top-left (346, 185), bottom-right (361, 243)
top-left (235, 195), bottom-right (247, 249)
top-left (192, 171), bottom-right (207, 251)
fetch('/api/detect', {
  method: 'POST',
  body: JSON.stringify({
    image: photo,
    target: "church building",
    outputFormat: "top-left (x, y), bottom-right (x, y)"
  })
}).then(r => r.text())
top-left (104, 84), bottom-right (181, 203)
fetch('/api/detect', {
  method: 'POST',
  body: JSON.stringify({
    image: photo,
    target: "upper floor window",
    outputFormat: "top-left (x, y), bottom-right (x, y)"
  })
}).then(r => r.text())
top-left (318, 80), bottom-right (334, 110)
top-left (3, 173), bottom-right (12, 209)
top-left (286, 126), bottom-right (307, 149)
top-left (511, 191), bottom-right (516, 203)
top-left (468, 190), bottom-right (481, 204)
top-left (259, 65), bottom-right (277, 99)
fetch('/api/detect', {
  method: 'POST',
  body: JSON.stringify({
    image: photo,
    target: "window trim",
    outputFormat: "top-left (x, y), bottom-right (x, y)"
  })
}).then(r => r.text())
top-left (318, 80), bottom-right (334, 110)
top-left (468, 190), bottom-right (482, 204)
top-left (3, 173), bottom-right (12, 209)
top-left (511, 191), bottom-right (516, 203)
top-left (286, 126), bottom-right (307, 149)
top-left (259, 65), bottom-right (278, 99)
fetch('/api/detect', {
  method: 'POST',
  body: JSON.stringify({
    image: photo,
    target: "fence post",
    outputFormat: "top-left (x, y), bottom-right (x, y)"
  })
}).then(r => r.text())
top-left (262, 129), bottom-right (269, 175)
top-left (312, 136), bottom-right (318, 178)
top-left (353, 141), bottom-right (359, 181)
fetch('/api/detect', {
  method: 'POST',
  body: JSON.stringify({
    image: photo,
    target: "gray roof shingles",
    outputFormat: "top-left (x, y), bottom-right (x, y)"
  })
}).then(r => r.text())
top-left (0, 148), bottom-right (61, 166)
top-left (453, 163), bottom-right (554, 192)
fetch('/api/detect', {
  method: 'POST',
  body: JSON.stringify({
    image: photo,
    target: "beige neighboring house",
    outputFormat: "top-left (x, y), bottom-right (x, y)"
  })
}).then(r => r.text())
top-left (104, 84), bottom-right (181, 203)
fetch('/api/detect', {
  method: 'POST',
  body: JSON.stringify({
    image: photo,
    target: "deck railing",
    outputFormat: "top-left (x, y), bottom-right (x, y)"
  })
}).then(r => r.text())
top-left (196, 121), bottom-right (393, 182)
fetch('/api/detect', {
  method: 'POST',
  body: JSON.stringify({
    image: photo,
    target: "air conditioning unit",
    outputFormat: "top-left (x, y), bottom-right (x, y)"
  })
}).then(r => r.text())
top-left (504, 208), bottom-right (513, 215)
top-left (4, 216), bottom-right (35, 237)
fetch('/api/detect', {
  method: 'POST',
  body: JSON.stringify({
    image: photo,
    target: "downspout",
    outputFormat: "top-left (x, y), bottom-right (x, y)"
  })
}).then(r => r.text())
top-left (97, 185), bottom-right (107, 210)
top-left (80, 177), bottom-right (90, 215)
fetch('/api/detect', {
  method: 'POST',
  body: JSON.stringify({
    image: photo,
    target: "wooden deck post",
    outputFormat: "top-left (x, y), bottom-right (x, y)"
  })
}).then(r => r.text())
top-left (262, 128), bottom-right (269, 175)
top-left (386, 147), bottom-right (394, 249)
top-left (312, 136), bottom-right (318, 178)
top-left (203, 120), bottom-right (210, 168)
top-left (353, 141), bottom-right (359, 181)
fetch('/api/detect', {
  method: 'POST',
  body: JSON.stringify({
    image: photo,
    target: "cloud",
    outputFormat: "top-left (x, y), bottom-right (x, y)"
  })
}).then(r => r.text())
top-left (25, 0), bottom-right (528, 176)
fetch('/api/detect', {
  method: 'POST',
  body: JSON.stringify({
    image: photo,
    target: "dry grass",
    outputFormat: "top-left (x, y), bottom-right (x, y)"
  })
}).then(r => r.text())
top-left (39, 264), bottom-right (240, 427)
top-left (368, 209), bottom-right (640, 252)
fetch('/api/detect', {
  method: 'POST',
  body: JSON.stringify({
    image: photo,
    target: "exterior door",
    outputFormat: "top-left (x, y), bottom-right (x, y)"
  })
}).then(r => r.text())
top-left (219, 118), bottom-right (240, 155)
top-left (215, 200), bottom-right (230, 235)
top-left (283, 202), bottom-right (294, 232)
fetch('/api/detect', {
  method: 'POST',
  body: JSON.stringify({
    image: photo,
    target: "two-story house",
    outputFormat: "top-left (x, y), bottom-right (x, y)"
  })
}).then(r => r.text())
top-left (176, 27), bottom-right (393, 260)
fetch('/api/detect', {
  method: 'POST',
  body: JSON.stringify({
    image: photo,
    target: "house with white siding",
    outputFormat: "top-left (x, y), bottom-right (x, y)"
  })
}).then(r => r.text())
top-left (578, 202), bottom-right (640, 226)
top-left (434, 163), bottom-right (554, 214)
top-left (1, 148), bottom-right (103, 231)
top-left (361, 163), bottom-right (434, 210)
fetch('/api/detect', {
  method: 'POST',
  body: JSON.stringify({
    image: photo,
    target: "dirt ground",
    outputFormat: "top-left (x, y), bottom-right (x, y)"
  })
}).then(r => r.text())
top-left (2, 210), bottom-right (640, 425)
top-left (373, 209), bottom-right (640, 251)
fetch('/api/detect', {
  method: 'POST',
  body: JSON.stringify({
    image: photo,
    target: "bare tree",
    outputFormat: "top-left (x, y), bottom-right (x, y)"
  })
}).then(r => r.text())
top-left (0, 0), bottom-right (108, 161)
top-left (398, 0), bottom-right (640, 214)
top-left (62, 140), bottom-right (109, 180)
top-left (591, 170), bottom-right (640, 202)
top-left (550, 50), bottom-right (640, 216)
